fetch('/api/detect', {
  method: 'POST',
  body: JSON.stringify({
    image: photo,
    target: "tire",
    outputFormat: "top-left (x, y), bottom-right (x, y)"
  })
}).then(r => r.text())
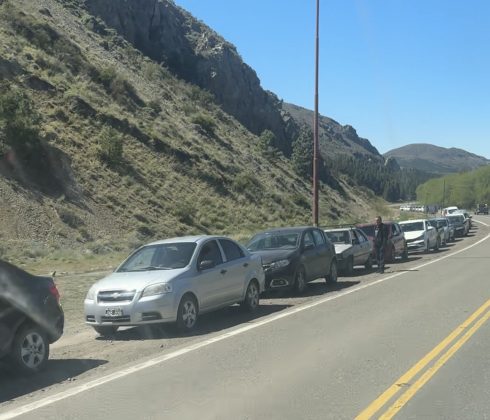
top-left (293, 266), bottom-right (306, 294)
top-left (385, 245), bottom-right (395, 263)
top-left (326, 261), bottom-right (338, 284)
top-left (176, 294), bottom-right (198, 332)
top-left (9, 324), bottom-right (49, 374)
top-left (241, 280), bottom-right (260, 312)
top-left (93, 326), bottom-right (119, 337)
top-left (434, 237), bottom-right (440, 251)
top-left (345, 256), bottom-right (354, 276)
top-left (364, 255), bottom-right (373, 269)
top-left (401, 245), bottom-right (408, 261)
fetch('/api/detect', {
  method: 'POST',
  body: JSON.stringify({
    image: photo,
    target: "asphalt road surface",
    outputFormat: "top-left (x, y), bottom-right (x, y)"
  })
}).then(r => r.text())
top-left (1, 218), bottom-right (489, 420)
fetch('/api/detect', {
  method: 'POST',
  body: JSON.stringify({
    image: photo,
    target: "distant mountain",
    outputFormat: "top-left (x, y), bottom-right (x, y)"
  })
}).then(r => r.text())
top-left (384, 144), bottom-right (490, 174)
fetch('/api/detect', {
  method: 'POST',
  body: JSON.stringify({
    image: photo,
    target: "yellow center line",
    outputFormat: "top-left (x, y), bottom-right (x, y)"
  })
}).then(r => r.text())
top-left (380, 310), bottom-right (490, 419)
top-left (355, 299), bottom-right (490, 420)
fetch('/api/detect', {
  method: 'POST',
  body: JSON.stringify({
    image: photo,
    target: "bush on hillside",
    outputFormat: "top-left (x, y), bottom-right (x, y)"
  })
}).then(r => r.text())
top-left (0, 84), bottom-right (42, 159)
top-left (98, 126), bottom-right (124, 165)
top-left (191, 113), bottom-right (216, 136)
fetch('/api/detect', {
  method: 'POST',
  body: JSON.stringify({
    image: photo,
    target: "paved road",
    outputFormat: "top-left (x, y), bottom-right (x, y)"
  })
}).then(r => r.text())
top-left (1, 219), bottom-right (489, 419)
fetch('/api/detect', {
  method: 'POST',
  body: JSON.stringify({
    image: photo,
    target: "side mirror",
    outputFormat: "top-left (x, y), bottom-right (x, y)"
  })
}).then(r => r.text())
top-left (199, 260), bottom-right (215, 271)
top-left (352, 239), bottom-right (359, 245)
top-left (304, 243), bottom-right (314, 251)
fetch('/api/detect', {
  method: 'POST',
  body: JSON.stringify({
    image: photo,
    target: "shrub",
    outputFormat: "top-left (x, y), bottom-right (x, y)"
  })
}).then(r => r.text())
top-left (98, 126), bottom-right (123, 165)
top-left (191, 113), bottom-right (216, 136)
top-left (0, 84), bottom-right (42, 159)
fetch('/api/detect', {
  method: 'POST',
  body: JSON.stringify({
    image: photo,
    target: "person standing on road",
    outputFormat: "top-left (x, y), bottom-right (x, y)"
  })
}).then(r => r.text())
top-left (374, 216), bottom-right (387, 273)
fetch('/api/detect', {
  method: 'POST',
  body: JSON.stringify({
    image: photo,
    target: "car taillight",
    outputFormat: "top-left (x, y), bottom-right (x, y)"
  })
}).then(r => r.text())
top-left (49, 283), bottom-right (61, 304)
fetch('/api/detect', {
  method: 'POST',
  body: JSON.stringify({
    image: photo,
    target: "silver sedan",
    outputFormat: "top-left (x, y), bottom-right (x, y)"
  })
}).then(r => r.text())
top-left (84, 236), bottom-right (265, 335)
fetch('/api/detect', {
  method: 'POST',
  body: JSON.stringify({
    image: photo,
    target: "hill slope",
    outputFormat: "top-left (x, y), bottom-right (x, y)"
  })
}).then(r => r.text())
top-left (0, 0), bottom-right (386, 264)
top-left (384, 143), bottom-right (490, 174)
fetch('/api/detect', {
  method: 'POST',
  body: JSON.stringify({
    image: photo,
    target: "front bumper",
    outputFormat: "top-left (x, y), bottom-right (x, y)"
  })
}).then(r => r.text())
top-left (406, 240), bottom-right (426, 251)
top-left (263, 267), bottom-right (295, 290)
top-left (84, 293), bottom-right (177, 326)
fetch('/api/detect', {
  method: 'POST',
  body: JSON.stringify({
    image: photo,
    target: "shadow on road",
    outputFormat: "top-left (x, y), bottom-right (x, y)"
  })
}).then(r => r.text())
top-left (0, 358), bottom-right (107, 403)
top-left (97, 303), bottom-right (292, 342)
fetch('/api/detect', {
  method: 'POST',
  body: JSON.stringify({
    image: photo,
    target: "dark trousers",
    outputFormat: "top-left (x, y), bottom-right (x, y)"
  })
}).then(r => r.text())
top-left (375, 245), bottom-right (385, 271)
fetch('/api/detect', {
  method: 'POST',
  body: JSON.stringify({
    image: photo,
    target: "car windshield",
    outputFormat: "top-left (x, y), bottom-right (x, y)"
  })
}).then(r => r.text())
top-left (358, 225), bottom-right (375, 237)
top-left (247, 232), bottom-right (299, 251)
top-left (325, 230), bottom-right (350, 244)
top-left (448, 215), bottom-right (464, 224)
top-left (118, 243), bottom-right (197, 272)
top-left (401, 222), bottom-right (424, 232)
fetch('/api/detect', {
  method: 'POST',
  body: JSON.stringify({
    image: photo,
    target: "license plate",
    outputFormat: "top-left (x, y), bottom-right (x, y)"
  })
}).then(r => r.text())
top-left (105, 307), bottom-right (123, 317)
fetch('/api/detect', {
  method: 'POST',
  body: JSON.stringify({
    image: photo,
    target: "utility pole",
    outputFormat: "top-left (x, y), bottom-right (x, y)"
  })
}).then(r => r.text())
top-left (312, 0), bottom-right (320, 226)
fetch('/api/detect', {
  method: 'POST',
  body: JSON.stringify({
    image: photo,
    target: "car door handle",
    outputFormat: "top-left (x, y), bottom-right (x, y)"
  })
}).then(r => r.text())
top-left (243, 262), bottom-right (249, 267)
top-left (220, 269), bottom-right (227, 275)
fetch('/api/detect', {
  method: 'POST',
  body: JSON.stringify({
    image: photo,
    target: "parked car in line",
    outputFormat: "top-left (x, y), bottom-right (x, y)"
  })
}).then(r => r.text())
top-left (85, 236), bottom-right (265, 335)
top-left (428, 217), bottom-right (453, 246)
top-left (475, 203), bottom-right (488, 215)
top-left (0, 260), bottom-right (64, 373)
top-left (454, 210), bottom-right (472, 230)
top-left (246, 227), bottom-right (337, 293)
top-left (357, 221), bottom-right (408, 262)
top-left (442, 206), bottom-right (459, 216)
top-left (447, 214), bottom-right (467, 237)
top-left (323, 227), bottom-right (373, 275)
top-left (399, 219), bottom-right (439, 252)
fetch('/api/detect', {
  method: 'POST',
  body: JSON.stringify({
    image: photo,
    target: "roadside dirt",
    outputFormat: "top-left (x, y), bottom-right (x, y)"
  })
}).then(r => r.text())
top-left (0, 220), bottom-right (488, 407)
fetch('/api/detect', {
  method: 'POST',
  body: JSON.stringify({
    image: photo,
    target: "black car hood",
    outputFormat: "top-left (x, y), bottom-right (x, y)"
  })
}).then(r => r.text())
top-left (250, 249), bottom-right (297, 264)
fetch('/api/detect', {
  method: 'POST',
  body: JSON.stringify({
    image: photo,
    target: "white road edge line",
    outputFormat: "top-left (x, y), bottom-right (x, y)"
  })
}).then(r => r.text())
top-left (1, 231), bottom-right (489, 420)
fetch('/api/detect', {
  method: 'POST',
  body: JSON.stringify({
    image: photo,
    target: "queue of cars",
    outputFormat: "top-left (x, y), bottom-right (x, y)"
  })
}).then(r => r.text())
top-left (1, 204), bottom-right (479, 373)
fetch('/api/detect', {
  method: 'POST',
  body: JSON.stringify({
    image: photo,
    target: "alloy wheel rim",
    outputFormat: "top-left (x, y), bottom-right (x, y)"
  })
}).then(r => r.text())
top-left (182, 301), bottom-right (197, 328)
top-left (247, 283), bottom-right (259, 307)
top-left (20, 332), bottom-right (45, 368)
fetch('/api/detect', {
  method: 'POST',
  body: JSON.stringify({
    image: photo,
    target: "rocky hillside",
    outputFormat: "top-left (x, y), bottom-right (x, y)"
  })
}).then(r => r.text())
top-left (283, 103), bottom-right (381, 160)
top-left (384, 143), bottom-right (490, 174)
top-left (0, 0), bottom-right (386, 264)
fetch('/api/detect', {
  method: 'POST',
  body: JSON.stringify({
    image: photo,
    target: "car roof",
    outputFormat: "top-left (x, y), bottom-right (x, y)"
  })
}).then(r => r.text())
top-left (399, 219), bottom-right (427, 223)
top-left (146, 235), bottom-right (227, 246)
top-left (253, 226), bottom-right (316, 235)
top-left (357, 221), bottom-right (397, 227)
top-left (323, 227), bottom-right (355, 232)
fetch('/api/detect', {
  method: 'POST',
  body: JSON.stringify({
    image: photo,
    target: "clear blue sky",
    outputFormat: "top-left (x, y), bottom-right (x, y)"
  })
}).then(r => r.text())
top-left (175, 0), bottom-right (490, 158)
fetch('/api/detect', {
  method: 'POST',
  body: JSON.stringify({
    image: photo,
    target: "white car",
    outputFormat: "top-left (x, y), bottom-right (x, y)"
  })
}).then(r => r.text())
top-left (84, 236), bottom-right (265, 335)
top-left (442, 206), bottom-right (459, 216)
top-left (399, 219), bottom-right (439, 253)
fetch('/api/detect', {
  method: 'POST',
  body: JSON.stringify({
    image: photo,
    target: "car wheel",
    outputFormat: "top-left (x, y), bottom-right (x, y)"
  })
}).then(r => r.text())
top-left (434, 237), bottom-right (440, 251)
top-left (387, 245), bottom-right (396, 263)
top-left (293, 266), bottom-right (306, 294)
top-left (93, 326), bottom-right (119, 337)
top-left (402, 245), bottom-right (408, 261)
top-left (326, 261), bottom-right (338, 284)
top-left (364, 255), bottom-right (373, 269)
top-left (345, 256), bottom-right (354, 276)
top-left (176, 294), bottom-right (198, 332)
top-left (241, 280), bottom-right (260, 312)
top-left (10, 324), bottom-right (49, 374)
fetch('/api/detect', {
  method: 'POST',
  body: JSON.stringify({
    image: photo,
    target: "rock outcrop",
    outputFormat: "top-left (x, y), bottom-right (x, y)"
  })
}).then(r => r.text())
top-left (84, 0), bottom-right (295, 153)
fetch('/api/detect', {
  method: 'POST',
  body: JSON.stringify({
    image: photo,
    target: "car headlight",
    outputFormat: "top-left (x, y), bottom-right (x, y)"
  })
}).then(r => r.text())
top-left (269, 259), bottom-right (290, 270)
top-left (141, 283), bottom-right (173, 297)
top-left (85, 287), bottom-right (96, 301)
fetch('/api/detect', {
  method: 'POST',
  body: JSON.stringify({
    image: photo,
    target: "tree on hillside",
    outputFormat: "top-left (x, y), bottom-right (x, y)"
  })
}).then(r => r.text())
top-left (291, 125), bottom-right (313, 178)
top-left (258, 129), bottom-right (280, 159)
top-left (0, 83), bottom-right (42, 159)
